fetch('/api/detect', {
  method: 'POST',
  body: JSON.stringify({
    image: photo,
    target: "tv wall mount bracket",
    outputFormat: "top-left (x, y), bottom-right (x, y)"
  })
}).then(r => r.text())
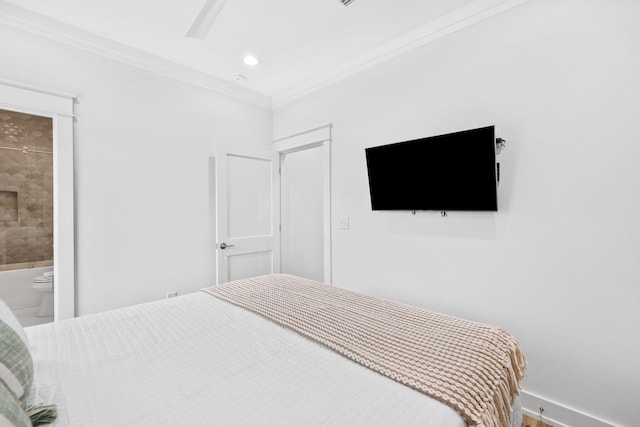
top-left (410, 210), bottom-right (448, 217)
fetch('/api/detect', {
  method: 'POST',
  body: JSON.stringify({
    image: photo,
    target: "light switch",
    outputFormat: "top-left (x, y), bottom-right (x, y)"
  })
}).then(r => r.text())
top-left (337, 216), bottom-right (349, 230)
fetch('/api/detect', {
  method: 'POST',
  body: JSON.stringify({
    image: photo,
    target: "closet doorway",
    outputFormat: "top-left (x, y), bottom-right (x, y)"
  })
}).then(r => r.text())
top-left (273, 124), bottom-right (332, 284)
top-left (280, 146), bottom-right (324, 282)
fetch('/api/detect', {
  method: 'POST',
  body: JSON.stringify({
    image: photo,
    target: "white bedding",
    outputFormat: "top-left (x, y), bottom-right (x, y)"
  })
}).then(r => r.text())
top-left (24, 292), bottom-right (521, 427)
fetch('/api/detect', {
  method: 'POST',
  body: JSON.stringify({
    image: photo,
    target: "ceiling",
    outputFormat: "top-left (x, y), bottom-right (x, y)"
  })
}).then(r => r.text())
top-left (1, 0), bottom-right (526, 106)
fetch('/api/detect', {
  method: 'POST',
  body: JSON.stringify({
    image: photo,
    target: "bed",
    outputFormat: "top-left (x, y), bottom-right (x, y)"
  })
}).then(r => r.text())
top-left (3, 274), bottom-right (525, 427)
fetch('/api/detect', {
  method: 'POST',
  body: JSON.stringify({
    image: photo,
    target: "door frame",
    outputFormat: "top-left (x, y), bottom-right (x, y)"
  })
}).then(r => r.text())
top-left (272, 124), bottom-right (332, 284)
top-left (0, 78), bottom-right (75, 321)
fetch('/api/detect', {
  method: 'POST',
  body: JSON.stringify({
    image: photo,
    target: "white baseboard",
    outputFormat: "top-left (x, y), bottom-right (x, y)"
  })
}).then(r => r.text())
top-left (520, 389), bottom-right (618, 427)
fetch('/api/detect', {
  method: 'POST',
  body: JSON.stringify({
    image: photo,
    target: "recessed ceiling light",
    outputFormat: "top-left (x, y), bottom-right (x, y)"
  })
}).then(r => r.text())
top-left (243, 55), bottom-right (259, 66)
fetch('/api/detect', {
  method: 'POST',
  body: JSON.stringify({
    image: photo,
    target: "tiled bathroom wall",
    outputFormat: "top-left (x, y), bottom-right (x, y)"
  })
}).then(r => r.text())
top-left (0, 108), bottom-right (53, 270)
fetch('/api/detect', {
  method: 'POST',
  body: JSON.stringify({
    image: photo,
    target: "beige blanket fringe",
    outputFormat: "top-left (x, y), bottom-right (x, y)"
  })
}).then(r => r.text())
top-left (203, 274), bottom-right (526, 427)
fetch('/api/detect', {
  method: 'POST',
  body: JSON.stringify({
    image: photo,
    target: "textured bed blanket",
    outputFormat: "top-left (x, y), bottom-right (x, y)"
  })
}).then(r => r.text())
top-left (203, 274), bottom-right (526, 427)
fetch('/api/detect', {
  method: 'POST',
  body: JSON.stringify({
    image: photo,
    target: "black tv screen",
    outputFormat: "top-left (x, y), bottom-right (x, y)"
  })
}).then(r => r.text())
top-left (365, 126), bottom-right (498, 211)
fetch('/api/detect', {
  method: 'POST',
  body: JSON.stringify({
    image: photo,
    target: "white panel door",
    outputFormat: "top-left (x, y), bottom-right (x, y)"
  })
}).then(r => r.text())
top-left (217, 146), bottom-right (280, 284)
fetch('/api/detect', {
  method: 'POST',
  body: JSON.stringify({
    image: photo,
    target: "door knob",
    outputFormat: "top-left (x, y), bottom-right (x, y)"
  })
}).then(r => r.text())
top-left (219, 242), bottom-right (235, 250)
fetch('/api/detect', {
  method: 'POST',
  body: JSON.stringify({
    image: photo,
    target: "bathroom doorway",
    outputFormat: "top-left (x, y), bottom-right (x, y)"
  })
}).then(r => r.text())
top-left (0, 108), bottom-right (54, 326)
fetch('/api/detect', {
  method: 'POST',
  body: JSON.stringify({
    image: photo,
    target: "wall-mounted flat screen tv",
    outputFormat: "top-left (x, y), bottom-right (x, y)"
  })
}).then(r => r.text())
top-left (365, 125), bottom-right (498, 211)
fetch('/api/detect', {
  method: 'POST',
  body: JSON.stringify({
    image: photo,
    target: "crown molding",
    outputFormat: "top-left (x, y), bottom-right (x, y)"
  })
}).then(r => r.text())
top-left (272, 0), bottom-right (530, 108)
top-left (0, 2), bottom-right (271, 109)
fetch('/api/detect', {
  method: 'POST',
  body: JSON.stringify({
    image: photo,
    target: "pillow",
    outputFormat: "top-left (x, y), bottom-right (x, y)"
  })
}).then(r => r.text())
top-left (0, 299), bottom-right (33, 400)
top-left (0, 378), bottom-right (30, 427)
top-left (0, 299), bottom-right (57, 425)
top-left (0, 299), bottom-right (27, 345)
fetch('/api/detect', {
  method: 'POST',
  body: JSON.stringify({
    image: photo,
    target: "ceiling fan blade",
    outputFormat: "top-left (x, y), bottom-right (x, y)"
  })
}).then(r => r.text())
top-left (186, 0), bottom-right (230, 39)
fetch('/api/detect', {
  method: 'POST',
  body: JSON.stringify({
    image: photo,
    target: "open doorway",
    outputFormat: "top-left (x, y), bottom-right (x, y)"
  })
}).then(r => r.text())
top-left (280, 146), bottom-right (324, 282)
top-left (0, 79), bottom-right (75, 321)
top-left (0, 108), bottom-right (54, 326)
top-left (272, 124), bottom-right (332, 284)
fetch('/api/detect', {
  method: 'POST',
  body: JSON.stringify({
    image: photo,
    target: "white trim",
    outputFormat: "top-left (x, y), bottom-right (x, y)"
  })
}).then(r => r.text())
top-left (272, 125), bottom-right (332, 153)
top-left (0, 81), bottom-right (75, 321)
top-left (0, 79), bottom-right (74, 117)
top-left (0, 3), bottom-right (271, 110)
top-left (0, 78), bottom-right (76, 102)
top-left (322, 129), bottom-right (332, 284)
top-left (520, 389), bottom-right (617, 427)
top-left (272, 0), bottom-right (530, 107)
top-left (273, 125), bottom-right (332, 284)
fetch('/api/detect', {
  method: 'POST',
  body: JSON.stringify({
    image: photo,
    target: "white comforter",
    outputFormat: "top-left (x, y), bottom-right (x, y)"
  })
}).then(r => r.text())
top-left (25, 292), bottom-right (521, 426)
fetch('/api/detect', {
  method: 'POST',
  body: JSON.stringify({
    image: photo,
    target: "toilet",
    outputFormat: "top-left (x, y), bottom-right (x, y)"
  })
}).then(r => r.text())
top-left (32, 271), bottom-right (54, 317)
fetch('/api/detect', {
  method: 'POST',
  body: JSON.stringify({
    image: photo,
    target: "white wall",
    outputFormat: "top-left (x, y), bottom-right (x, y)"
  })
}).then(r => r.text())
top-left (274, 1), bottom-right (640, 426)
top-left (0, 25), bottom-right (272, 316)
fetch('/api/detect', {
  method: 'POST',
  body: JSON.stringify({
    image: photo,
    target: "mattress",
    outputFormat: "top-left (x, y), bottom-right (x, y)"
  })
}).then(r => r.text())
top-left (24, 291), bottom-right (522, 426)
